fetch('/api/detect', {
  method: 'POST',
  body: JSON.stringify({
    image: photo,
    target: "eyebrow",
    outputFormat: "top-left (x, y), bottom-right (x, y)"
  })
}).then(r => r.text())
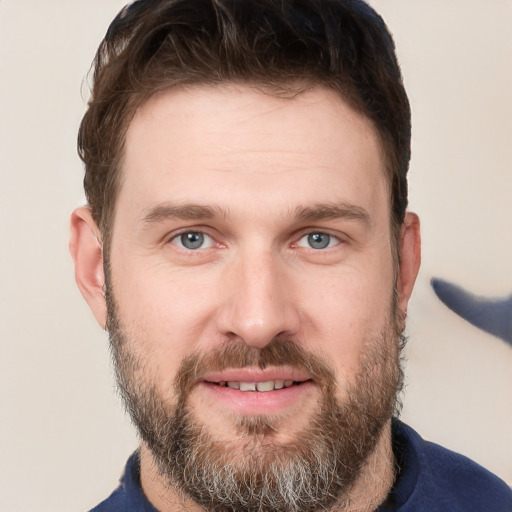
top-left (140, 201), bottom-right (371, 226)
top-left (294, 203), bottom-right (371, 226)
top-left (141, 203), bottom-right (225, 224)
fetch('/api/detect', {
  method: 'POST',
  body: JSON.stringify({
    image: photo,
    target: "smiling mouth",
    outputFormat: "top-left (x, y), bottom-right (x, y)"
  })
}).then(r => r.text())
top-left (205, 380), bottom-right (310, 392)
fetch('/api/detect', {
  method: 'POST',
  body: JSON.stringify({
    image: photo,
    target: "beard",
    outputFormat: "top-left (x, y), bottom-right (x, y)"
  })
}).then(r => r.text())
top-left (107, 290), bottom-right (404, 512)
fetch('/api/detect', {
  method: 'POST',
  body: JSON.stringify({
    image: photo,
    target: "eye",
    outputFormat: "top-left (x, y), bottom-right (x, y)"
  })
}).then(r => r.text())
top-left (170, 231), bottom-right (214, 250)
top-left (297, 232), bottom-right (339, 250)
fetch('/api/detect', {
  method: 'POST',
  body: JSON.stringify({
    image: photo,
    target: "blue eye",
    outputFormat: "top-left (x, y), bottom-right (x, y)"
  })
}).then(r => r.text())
top-left (171, 231), bottom-right (214, 250)
top-left (297, 232), bottom-right (338, 250)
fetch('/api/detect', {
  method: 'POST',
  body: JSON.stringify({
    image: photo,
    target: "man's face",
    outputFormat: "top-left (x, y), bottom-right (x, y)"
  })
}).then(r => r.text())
top-left (97, 85), bottom-right (409, 510)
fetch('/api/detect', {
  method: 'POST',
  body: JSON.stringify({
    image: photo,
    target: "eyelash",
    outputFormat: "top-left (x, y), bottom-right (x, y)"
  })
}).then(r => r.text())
top-left (168, 229), bottom-right (342, 252)
top-left (295, 231), bottom-right (341, 250)
top-left (169, 230), bottom-right (216, 250)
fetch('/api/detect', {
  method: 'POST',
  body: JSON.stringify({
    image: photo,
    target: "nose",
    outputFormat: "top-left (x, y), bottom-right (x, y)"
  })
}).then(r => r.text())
top-left (215, 249), bottom-right (301, 348)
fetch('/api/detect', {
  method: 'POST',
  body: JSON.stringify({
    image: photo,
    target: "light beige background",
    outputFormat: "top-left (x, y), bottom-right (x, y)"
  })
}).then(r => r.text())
top-left (0, 1), bottom-right (511, 511)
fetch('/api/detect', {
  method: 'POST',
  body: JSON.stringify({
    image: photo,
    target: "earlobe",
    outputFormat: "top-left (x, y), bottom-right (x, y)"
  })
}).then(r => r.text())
top-left (397, 212), bottom-right (421, 320)
top-left (69, 207), bottom-right (107, 329)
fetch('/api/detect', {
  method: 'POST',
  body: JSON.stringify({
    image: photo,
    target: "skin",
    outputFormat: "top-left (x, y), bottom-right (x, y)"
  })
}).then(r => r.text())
top-left (70, 85), bottom-right (421, 511)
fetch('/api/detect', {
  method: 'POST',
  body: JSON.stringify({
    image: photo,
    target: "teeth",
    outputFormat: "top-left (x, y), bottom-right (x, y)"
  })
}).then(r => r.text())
top-left (220, 380), bottom-right (299, 391)
top-left (256, 381), bottom-right (275, 392)
top-left (239, 382), bottom-right (256, 391)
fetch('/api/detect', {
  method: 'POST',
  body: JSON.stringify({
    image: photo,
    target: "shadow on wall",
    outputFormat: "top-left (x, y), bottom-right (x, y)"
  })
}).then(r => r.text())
top-left (431, 278), bottom-right (512, 346)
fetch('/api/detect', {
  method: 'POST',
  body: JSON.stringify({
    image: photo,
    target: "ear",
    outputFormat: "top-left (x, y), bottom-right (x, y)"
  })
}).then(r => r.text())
top-left (69, 206), bottom-right (107, 329)
top-left (396, 212), bottom-right (421, 318)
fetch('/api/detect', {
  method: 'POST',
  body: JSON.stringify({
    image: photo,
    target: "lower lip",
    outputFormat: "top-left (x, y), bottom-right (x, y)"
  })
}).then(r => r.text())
top-left (199, 381), bottom-right (316, 415)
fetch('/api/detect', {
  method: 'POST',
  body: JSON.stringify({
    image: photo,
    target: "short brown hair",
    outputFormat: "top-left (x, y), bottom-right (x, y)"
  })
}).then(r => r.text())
top-left (78, 0), bottom-right (411, 248)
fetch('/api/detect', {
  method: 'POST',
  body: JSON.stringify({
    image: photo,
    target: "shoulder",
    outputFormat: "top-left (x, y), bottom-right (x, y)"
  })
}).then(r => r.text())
top-left (89, 486), bottom-right (127, 512)
top-left (88, 452), bottom-right (158, 512)
top-left (391, 419), bottom-right (512, 512)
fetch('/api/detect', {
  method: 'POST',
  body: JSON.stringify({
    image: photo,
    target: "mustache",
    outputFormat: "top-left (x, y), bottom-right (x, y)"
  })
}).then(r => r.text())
top-left (174, 338), bottom-right (337, 398)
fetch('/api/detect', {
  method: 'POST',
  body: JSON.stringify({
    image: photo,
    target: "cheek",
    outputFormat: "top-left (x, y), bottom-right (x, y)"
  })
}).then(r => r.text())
top-left (298, 261), bottom-right (395, 378)
top-left (110, 259), bottom-right (221, 387)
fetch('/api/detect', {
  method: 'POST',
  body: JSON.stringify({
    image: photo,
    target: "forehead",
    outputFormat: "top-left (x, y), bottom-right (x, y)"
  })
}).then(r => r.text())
top-left (118, 84), bottom-right (388, 224)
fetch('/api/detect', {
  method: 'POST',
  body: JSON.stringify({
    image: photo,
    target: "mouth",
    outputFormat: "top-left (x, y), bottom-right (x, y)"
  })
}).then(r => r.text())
top-left (197, 369), bottom-right (315, 415)
top-left (207, 379), bottom-right (307, 392)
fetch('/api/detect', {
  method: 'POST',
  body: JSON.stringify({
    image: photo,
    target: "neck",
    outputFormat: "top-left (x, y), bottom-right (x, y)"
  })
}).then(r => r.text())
top-left (140, 420), bottom-right (395, 512)
top-left (339, 420), bottom-right (395, 511)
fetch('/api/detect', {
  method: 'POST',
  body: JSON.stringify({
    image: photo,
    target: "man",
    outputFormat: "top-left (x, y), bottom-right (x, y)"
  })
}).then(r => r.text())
top-left (69, 0), bottom-right (512, 510)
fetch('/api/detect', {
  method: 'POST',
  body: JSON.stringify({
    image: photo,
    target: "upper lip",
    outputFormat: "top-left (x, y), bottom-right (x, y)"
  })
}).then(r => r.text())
top-left (201, 367), bottom-right (312, 384)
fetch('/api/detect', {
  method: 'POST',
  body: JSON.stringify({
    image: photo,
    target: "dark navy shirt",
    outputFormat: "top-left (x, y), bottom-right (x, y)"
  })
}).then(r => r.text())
top-left (90, 419), bottom-right (512, 511)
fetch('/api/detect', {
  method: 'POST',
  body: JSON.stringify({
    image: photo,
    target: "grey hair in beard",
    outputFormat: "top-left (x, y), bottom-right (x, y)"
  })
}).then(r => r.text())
top-left (107, 287), bottom-right (404, 512)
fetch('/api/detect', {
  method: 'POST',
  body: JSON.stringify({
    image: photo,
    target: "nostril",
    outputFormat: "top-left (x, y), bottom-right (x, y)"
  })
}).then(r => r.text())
top-left (214, 285), bottom-right (301, 349)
